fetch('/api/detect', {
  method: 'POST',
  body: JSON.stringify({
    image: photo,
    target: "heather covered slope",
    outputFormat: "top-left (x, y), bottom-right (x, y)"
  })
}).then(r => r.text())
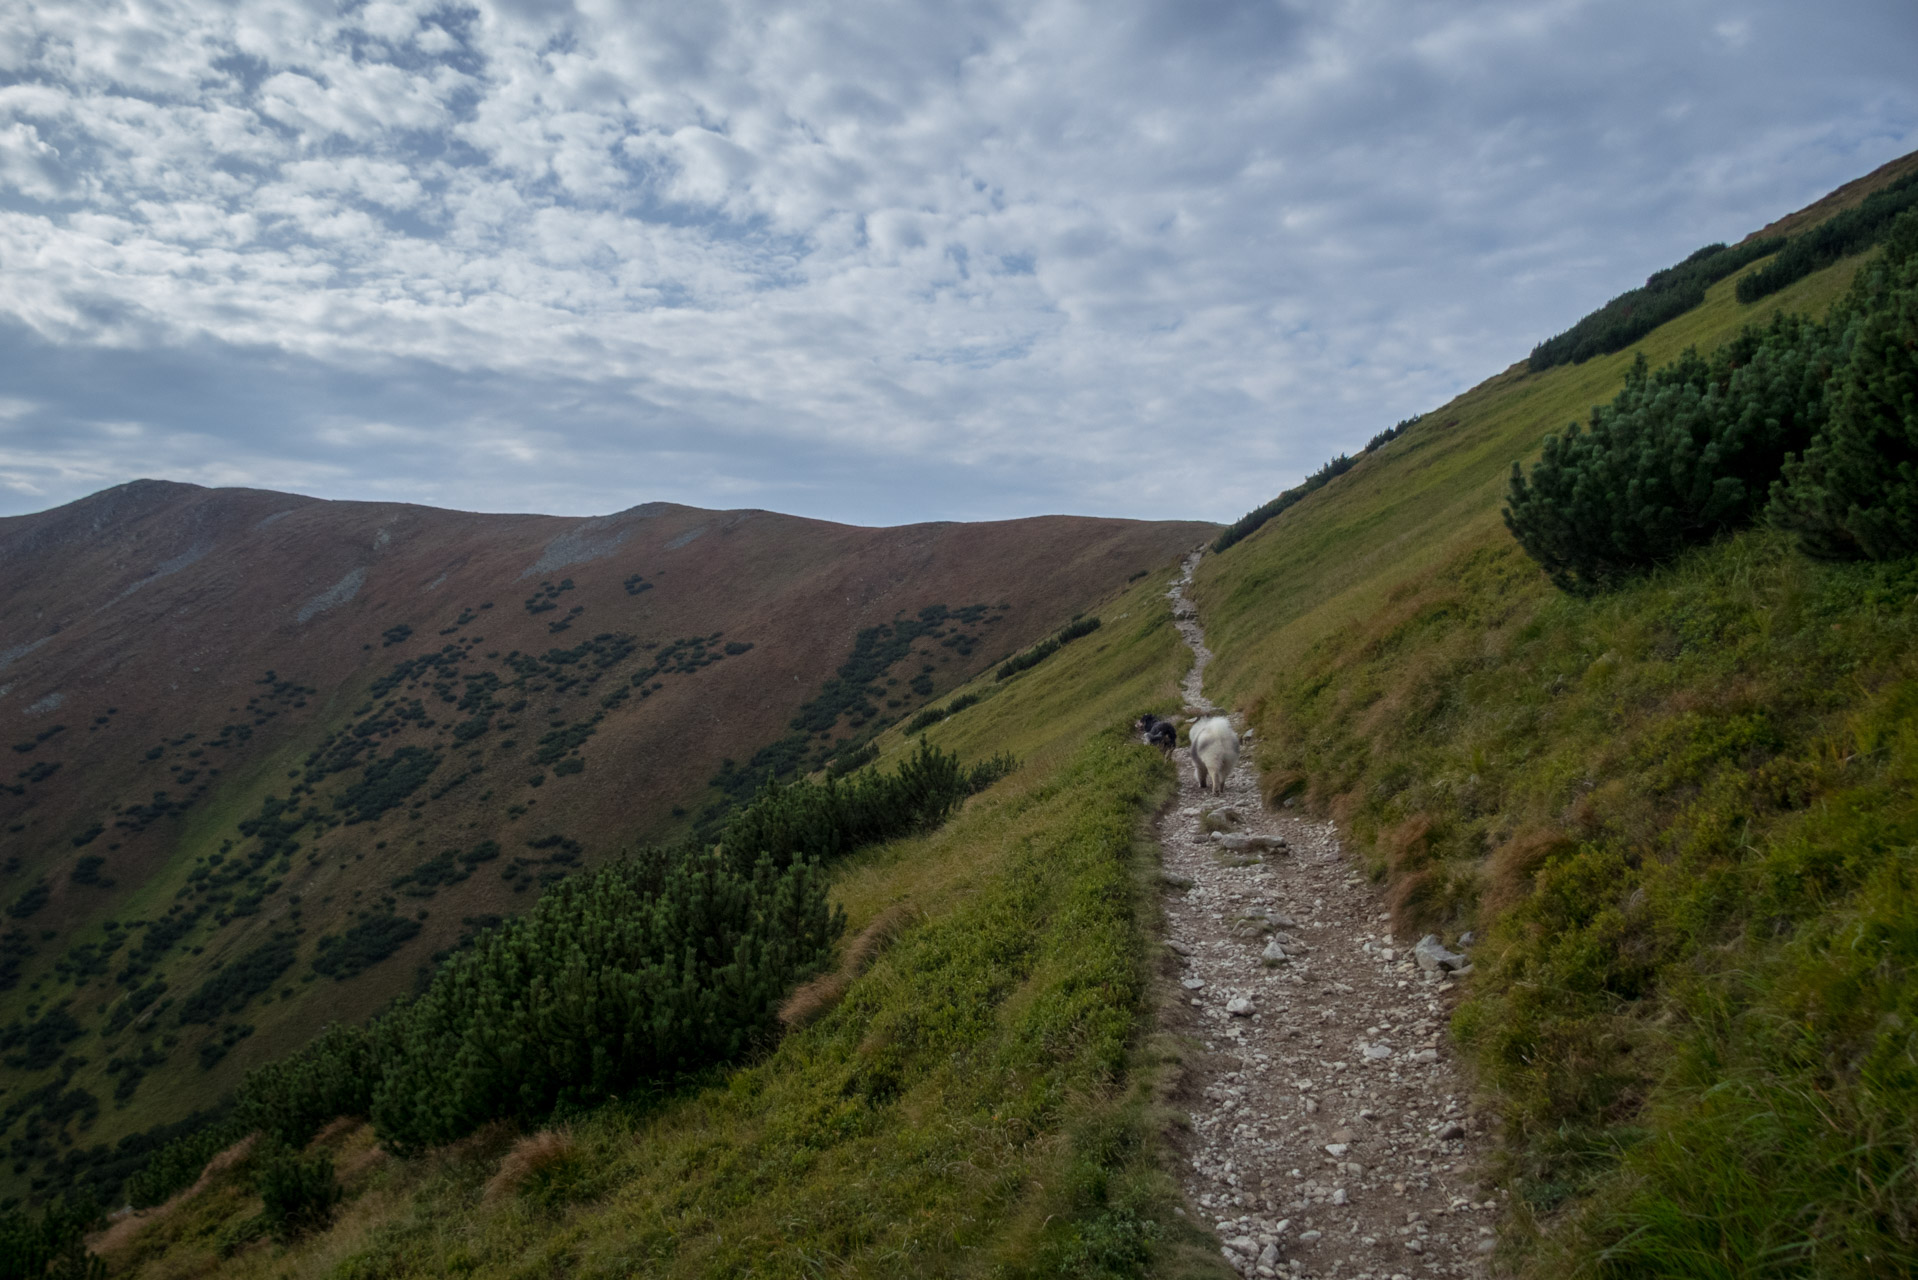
top-left (0, 483), bottom-right (1208, 1198)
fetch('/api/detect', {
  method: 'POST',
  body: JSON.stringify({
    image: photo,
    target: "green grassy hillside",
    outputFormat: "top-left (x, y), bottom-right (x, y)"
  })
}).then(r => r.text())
top-left (100, 568), bottom-right (1230, 1279)
top-left (1191, 244), bottom-right (1916, 1271)
top-left (63, 160), bottom-right (1918, 1280)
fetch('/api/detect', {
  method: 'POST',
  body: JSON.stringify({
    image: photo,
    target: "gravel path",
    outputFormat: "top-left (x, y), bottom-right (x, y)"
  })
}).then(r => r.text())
top-left (1159, 552), bottom-right (1503, 1280)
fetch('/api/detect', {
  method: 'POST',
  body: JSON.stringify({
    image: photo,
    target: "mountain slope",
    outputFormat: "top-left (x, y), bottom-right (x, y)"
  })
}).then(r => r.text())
top-left (104, 562), bottom-right (1222, 1280)
top-left (22, 150), bottom-right (1918, 1278)
top-left (1190, 158), bottom-right (1918, 1273)
top-left (0, 483), bottom-right (1209, 1195)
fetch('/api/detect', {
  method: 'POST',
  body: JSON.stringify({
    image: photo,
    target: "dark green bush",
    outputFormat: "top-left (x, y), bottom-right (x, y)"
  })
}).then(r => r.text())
top-left (0, 1198), bottom-right (105, 1279)
top-left (1214, 453), bottom-right (1358, 552)
top-left (255, 1144), bottom-right (342, 1241)
top-left (68, 853), bottom-right (108, 883)
top-left (7, 882), bottom-right (49, 920)
top-left (334, 747), bottom-right (442, 824)
top-left (904, 706), bottom-right (946, 734)
top-left (718, 739), bottom-right (981, 873)
top-left (1365, 415), bottom-right (1418, 453)
top-left (177, 936), bottom-right (297, 1024)
top-left (1505, 315), bottom-right (1835, 594)
top-left (368, 847), bottom-right (841, 1154)
top-left (904, 688), bottom-right (985, 736)
top-left (126, 742), bottom-right (1010, 1175)
top-left (1738, 168), bottom-right (1918, 304)
top-left (825, 743), bottom-right (878, 777)
top-left (964, 752), bottom-right (1019, 793)
top-left (1530, 238), bottom-right (1783, 372)
top-left (311, 915), bottom-right (421, 981)
top-left (997, 617), bottom-right (1100, 680)
top-left (1770, 212), bottom-right (1918, 559)
top-left (234, 1023), bottom-right (378, 1147)
top-left (197, 1023), bottom-right (252, 1069)
top-left (0, 1006), bottom-right (84, 1070)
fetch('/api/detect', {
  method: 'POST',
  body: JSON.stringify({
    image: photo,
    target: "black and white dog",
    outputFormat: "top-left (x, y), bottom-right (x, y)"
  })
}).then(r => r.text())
top-left (1135, 713), bottom-right (1178, 756)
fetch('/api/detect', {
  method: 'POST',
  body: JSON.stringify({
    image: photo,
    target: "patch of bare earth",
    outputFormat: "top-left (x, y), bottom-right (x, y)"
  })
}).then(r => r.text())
top-left (1158, 553), bottom-right (1503, 1280)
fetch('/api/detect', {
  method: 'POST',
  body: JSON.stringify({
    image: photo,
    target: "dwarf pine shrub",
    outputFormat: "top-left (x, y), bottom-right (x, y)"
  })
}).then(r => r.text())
top-left (1738, 167), bottom-right (1918, 304)
top-left (1769, 211), bottom-right (1918, 560)
top-left (125, 740), bottom-right (1011, 1180)
top-left (0, 1198), bottom-right (105, 1279)
top-left (255, 1144), bottom-right (342, 1241)
top-left (1505, 315), bottom-right (1836, 594)
top-left (368, 847), bottom-right (840, 1153)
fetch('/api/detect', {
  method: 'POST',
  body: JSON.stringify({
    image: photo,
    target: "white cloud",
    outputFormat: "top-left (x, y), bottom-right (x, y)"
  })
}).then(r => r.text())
top-left (0, 122), bottom-right (68, 200)
top-left (0, 0), bottom-right (1914, 525)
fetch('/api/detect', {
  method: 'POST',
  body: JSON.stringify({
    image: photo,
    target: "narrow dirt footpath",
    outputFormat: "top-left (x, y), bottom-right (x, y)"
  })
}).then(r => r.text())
top-left (1157, 552), bottom-right (1501, 1280)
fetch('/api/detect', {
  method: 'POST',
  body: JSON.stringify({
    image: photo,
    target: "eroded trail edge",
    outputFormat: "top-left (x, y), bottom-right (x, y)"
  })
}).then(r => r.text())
top-left (1158, 552), bottom-right (1500, 1280)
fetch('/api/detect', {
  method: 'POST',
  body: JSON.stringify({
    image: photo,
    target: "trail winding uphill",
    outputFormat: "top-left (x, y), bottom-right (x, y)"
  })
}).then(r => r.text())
top-left (1158, 553), bottom-right (1505, 1280)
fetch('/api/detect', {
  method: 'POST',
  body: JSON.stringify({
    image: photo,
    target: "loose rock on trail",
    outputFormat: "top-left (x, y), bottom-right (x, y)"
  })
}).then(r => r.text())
top-left (1157, 552), bottom-right (1502, 1279)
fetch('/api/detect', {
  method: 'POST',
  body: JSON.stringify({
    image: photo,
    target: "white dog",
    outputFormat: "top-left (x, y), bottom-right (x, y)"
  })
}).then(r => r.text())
top-left (1189, 716), bottom-right (1239, 794)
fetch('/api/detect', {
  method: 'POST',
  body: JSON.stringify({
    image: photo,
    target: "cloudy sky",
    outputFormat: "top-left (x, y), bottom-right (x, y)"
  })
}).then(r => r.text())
top-left (1, 0), bottom-right (1913, 526)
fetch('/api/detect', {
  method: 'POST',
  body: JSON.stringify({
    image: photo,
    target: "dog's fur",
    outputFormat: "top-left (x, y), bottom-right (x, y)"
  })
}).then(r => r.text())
top-left (1189, 715), bottom-right (1239, 794)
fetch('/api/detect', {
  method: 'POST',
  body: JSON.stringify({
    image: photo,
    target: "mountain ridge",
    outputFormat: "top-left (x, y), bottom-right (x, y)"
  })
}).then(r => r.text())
top-left (0, 478), bottom-right (1210, 1191)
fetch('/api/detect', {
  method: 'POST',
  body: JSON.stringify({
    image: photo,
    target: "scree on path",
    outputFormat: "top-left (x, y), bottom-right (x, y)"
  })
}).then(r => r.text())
top-left (1157, 551), bottom-right (1505, 1280)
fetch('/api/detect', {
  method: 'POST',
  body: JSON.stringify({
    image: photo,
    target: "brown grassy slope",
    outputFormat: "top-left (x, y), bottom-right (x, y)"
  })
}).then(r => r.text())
top-left (1741, 147), bottom-right (1918, 244)
top-left (0, 481), bottom-right (1210, 1179)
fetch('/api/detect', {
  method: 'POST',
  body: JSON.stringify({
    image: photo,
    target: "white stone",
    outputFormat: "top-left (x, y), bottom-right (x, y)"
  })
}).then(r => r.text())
top-left (1227, 997), bottom-right (1255, 1016)
top-left (1324, 1143), bottom-right (1348, 1157)
top-left (1410, 1048), bottom-right (1439, 1064)
top-left (1183, 978), bottom-right (1207, 990)
top-left (1262, 938), bottom-right (1289, 965)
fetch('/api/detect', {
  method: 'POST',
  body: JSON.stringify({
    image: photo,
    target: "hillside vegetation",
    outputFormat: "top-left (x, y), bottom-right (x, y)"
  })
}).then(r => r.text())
top-left (17, 152), bottom-right (1918, 1280)
top-left (0, 492), bottom-right (1203, 1204)
top-left (94, 568), bottom-right (1230, 1279)
top-left (1195, 183), bottom-right (1918, 1270)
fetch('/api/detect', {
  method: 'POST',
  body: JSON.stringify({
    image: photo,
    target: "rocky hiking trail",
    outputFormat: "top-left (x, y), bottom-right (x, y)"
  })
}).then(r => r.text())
top-left (1157, 553), bottom-right (1503, 1280)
